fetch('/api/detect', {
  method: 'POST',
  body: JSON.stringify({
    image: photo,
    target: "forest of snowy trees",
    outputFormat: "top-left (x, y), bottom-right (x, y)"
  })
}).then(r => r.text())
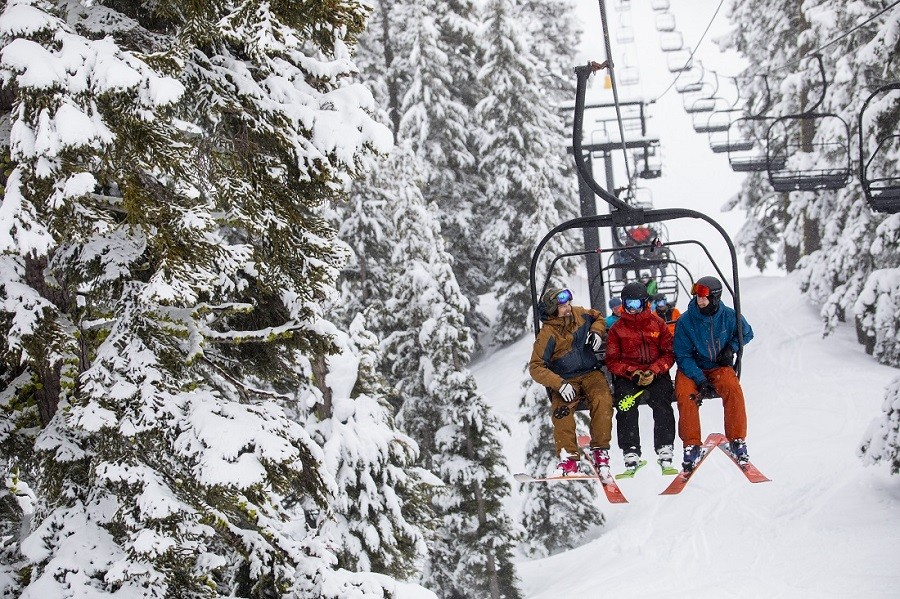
top-left (0, 0), bottom-right (897, 597)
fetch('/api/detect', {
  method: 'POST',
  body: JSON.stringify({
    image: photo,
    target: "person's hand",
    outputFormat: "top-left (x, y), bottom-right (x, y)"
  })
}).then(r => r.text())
top-left (697, 381), bottom-right (717, 399)
top-left (716, 346), bottom-right (735, 367)
top-left (559, 382), bottom-right (576, 402)
top-left (690, 381), bottom-right (716, 406)
top-left (631, 371), bottom-right (642, 385)
top-left (637, 370), bottom-right (655, 386)
top-left (586, 331), bottom-right (603, 351)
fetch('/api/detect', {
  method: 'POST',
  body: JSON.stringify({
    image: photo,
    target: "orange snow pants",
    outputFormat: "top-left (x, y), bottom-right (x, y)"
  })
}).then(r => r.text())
top-left (674, 367), bottom-right (747, 446)
top-left (550, 370), bottom-right (614, 459)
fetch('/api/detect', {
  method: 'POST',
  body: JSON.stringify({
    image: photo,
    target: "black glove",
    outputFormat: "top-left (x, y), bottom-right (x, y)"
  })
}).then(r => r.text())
top-left (697, 381), bottom-right (717, 399)
top-left (631, 371), bottom-right (642, 385)
top-left (716, 346), bottom-right (735, 367)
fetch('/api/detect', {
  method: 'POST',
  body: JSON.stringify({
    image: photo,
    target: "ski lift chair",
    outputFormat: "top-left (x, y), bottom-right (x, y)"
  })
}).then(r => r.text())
top-left (619, 65), bottom-right (640, 86)
top-left (529, 63), bottom-right (750, 409)
top-left (858, 82), bottom-right (900, 214)
top-left (693, 98), bottom-right (736, 133)
top-left (765, 115), bottom-right (851, 191)
top-left (765, 55), bottom-right (852, 192)
top-left (675, 62), bottom-right (705, 93)
top-left (667, 50), bottom-right (693, 73)
top-left (614, 0), bottom-right (631, 12)
top-left (651, 0), bottom-right (670, 11)
top-left (659, 31), bottom-right (683, 52)
top-left (655, 12), bottom-right (676, 32)
top-left (617, 25), bottom-right (635, 44)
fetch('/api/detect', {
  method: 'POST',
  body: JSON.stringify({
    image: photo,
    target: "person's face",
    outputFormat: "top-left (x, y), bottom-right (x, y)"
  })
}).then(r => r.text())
top-left (696, 295), bottom-right (710, 309)
top-left (557, 301), bottom-right (573, 317)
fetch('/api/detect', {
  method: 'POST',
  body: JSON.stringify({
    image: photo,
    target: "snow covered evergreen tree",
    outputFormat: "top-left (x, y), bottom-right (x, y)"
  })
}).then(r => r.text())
top-left (377, 153), bottom-right (522, 598)
top-left (474, 0), bottom-right (578, 346)
top-left (518, 379), bottom-right (604, 558)
top-left (722, 0), bottom-right (900, 469)
top-left (304, 314), bottom-right (432, 579)
top-left (0, 1), bottom-right (432, 596)
top-left (860, 376), bottom-right (900, 475)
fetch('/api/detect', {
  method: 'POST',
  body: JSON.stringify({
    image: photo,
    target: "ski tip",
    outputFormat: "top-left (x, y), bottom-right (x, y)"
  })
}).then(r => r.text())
top-left (513, 473), bottom-right (535, 483)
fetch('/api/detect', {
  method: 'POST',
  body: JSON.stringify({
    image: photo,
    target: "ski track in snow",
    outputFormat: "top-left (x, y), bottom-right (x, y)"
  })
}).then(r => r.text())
top-left (472, 275), bottom-right (900, 598)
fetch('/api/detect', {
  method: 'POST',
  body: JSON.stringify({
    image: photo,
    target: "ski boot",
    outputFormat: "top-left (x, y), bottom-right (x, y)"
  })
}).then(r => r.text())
top-left (682, 445), bottom-right (702, 473)
top-left (615, 451), bottom-right (647, 479)
top-left (729, 438), bottom-right (750, 465)
top-left (552, 458), bottom-right (580, 477)
top-left (657, 444), bottom-right (678, 475)
top-left (592, 448), bottom-right (612, 480)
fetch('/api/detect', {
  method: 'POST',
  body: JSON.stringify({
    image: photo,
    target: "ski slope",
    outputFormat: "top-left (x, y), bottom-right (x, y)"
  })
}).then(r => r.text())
top-left (472, 275), bottom-right (900, 599)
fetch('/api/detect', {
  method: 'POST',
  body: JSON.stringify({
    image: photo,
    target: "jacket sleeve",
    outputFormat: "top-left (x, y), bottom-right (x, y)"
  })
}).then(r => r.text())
top-left (673, 318), bottom-right (706, 384)
top-left (729, 314), bottom-right (754, 351)
top-left (528, 331), bottom-right (564, 390)
top-left (604, 327), bottom-right (630, 378)
top-left (587, 308), bottom-right (607, 336)
top-left (649, 318), bottom-right (675, 374)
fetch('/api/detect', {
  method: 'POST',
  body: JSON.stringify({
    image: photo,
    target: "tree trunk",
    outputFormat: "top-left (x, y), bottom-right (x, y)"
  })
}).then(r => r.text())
top-left (465, 419), bottom-right (500, 599)
top-left (312, 354), bottom-right (332, 420)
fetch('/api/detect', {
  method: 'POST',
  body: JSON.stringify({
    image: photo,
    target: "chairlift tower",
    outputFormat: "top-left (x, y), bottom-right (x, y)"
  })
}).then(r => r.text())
top-left (563, 99), bottom-right (660, 311)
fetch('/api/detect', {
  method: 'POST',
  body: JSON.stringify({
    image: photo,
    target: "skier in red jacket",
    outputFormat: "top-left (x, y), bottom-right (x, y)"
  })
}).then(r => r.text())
top-left (604, 282), bottom-right (677, 475)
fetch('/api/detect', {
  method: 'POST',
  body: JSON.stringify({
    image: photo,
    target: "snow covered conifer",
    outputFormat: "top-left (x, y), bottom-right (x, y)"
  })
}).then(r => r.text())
top-left (305, 314), bottom-right (432, 579)
top-left (0, 1), bottom-right (430, 596)
top-left (519, 379), bottom-right (604, 557)
top-left (377, 151), bottom-right (522, 598)
top-left (474, 0), bottom-right (577, 346)
top-left (860, 377), bottom-right (900, 475)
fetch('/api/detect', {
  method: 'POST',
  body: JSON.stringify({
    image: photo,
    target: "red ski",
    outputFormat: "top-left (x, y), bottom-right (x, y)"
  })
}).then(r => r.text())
top-left (577, 435), bottom-right (628, 504)
top-left (716, 438), bottom-right (771, 483)
top-left (513, 473), bottom-right (598, 483)
top-left (659, 432), bottom-right (725, 496)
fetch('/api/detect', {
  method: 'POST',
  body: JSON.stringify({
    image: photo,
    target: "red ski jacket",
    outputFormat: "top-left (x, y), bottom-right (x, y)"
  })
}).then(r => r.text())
top-left (605, 307), bottom-right (674, 378)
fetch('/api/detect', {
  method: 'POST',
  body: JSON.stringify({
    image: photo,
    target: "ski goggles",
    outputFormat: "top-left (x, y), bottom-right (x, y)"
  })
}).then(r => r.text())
top-left (690, 283), bottom-right (719, 298)
top-left (623, 298), bottom-right (644, 313)
top-left (555, 288), bottom-right (573, 305)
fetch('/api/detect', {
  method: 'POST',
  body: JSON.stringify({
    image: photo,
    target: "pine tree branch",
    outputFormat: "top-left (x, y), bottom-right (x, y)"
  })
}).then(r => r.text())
top-left (199, 356), bottom-right (292, 402)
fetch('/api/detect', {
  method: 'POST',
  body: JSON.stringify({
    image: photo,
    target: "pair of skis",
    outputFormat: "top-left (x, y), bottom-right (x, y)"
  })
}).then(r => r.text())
top-left (513, 432), bottom-right (769, 503)
top-left (659, 432), bottom-right (770, 495)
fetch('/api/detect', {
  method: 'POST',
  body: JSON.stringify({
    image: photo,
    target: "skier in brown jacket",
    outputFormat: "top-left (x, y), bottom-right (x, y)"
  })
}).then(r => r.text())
top-left (528, 287), bottom-right (614, 477)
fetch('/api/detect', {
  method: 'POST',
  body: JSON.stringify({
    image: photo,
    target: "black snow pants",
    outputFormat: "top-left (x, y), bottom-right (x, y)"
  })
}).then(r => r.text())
top-left (613, 372), bottom-right (676, 457)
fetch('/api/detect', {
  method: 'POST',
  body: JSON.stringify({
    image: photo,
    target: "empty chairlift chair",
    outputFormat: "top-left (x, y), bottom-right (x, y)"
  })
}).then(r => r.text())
top-left (651, 0), bottom-right (670, 10)
top-left (667, 49), bottom-right (693, 73)
top-left (858, 82), bottom-right (900, 214)
top-left (765, 56), bottom-right (851, 192)
top-left (655, 12), bottom-right (676, 32)
top-left (659, 31), bottom-right (683, 52)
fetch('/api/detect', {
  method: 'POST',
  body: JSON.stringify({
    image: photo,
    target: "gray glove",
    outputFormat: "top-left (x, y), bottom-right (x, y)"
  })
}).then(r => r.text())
top-left (586, 331), bottom-right (603, 351)
top-left (559, 382), bottom-right (576, 402)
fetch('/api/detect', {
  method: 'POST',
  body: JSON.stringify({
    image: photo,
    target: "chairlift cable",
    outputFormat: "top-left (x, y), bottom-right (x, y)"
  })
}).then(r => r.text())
top-left (653, 0), bottom-right (727, 102)
top-left (597, 0), bottom-right (634, 190)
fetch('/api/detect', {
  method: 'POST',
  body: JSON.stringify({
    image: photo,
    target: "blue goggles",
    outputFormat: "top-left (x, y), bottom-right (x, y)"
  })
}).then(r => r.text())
top-left (623, 298), bottom-right (644, 313)
top-left (555, 288), bottom-right (573, 304)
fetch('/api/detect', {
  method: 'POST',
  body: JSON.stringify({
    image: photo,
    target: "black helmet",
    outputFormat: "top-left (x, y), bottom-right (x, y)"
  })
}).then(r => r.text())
top-left (692, 276), bottom-right (723, 299)
top-left (693, 276), bottom-right (723, 315)
top-left (621, 281), bottom-right (650, 302)
top-left (620, 282), bottom-right (649, 314)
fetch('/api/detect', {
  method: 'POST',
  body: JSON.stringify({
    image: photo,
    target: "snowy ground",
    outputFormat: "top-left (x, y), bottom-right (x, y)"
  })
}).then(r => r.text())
top-left (472, 274), bottom-right (900, 599)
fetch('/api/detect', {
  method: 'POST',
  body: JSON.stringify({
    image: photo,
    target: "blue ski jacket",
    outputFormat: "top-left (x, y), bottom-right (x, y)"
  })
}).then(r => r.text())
top-left (673, 298), bottom-right (754, 385)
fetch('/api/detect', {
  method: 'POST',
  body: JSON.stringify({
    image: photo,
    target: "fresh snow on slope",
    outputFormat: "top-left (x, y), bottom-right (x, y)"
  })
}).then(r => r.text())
top-left (472, 274), bottom-right (900, 598)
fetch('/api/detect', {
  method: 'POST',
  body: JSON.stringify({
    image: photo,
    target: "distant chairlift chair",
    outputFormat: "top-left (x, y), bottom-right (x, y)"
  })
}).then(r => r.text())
top-left (858, 82), bottom-right (900, 214)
